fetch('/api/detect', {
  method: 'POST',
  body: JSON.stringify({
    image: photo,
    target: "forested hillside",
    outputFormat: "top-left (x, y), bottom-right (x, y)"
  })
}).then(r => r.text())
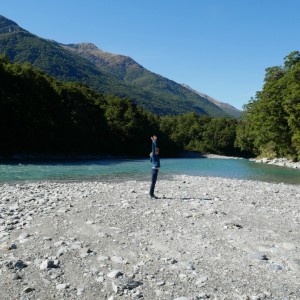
top-left (0, 55), bottom-right (169, 156)
top-left (235, 51), bottom-right (300, 160)
top-left (0, 56), bottom-right (241, 157)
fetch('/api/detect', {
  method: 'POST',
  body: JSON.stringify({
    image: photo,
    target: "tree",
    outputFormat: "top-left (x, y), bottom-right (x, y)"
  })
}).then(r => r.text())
top-left (235, 51), bottom-right (300, 160)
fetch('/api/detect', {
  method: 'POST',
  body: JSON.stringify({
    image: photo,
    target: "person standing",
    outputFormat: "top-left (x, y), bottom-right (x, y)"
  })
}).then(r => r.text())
top-left (149, 135), bottom-right (160, 199)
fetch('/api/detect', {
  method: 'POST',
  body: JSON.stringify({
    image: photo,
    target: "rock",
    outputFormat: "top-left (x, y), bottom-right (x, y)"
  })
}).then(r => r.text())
top-left (112, 278), bottom-right (143, 294)
top-left (57, 246), bottom-right (68, 256)
top-left (195, 276), bottom-right (208, 286)
top-left (156, 280), bottom-right (165, 286)
top-left (40, 259), bottom-right (59, 270)
top-left (18, 232), bottom-right (29, 240)
top-left (270, 263), bottom-right (283, 271)
top-left (98, 255), bottom-right (110, 261)
top-left (10, 273), bottom-right (22, 280)
top-left (14, 260), bottom-right (27, 270)
top-left (250, 253), bottom-right (269, 261)
top-left (68, 241), bottom-right (82, 250)
top-left (282, 242), bottom-right (297, 250)
top-left (79, 247), bottom-right (92, 257)
top-left (107, 270), bottom-right (123, 279)
top-left (287, 259), bottom-right (300, 272)
top-left (23, 287), bottom-right (35, 293)
top-left (56, 283), bottom-right (68, 290)
top-left (111, 256), bottom-right (127, 264)
top-left (0, 243), bottom-right (17, 250)
top-left (77, 287), bottom-right (85, 296)
top-left (170, 258), bottom-right (178, 264)
top-left (96, 276), bottom-right (105, 283)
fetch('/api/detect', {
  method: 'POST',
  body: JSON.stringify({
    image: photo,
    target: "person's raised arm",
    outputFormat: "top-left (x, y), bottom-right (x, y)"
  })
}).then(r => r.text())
top-left (151, 135), bottom-right (158, 152)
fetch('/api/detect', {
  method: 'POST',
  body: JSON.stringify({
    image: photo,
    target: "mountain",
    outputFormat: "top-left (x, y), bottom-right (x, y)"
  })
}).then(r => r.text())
top-left (0, 17), bottom-right (138, 97)
top-left (0, 15), bottom-right (233, 117)
top-left (0, 16), bottom-right (23, 34)
top-left (181, 84), bottom-right (242, 118)
top-left (62, 43), bottom-right (235, 118)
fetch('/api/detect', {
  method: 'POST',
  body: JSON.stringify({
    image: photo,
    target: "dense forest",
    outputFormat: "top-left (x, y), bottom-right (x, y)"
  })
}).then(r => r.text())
top-left (0, 56), bottom-right (242, 158)
top-left (235, 51), bottom-right (300, 161)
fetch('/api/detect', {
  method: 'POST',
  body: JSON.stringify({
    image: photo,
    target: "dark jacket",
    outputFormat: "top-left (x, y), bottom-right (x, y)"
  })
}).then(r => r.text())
top-left (150, 141), bottom-right (160, 168)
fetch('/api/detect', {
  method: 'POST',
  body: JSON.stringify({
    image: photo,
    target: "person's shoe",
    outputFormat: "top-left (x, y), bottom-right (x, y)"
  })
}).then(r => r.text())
top-left (149, 194), bottom-right (158, 199)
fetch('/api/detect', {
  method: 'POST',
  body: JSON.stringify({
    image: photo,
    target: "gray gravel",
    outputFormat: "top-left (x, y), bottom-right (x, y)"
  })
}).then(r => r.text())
top-left (0, 175), bottom-right (300, 299)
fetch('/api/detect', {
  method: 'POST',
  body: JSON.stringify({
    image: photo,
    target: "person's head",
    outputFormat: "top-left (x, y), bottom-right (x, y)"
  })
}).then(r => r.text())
top-left (152, 135), bottom-right (158, 141)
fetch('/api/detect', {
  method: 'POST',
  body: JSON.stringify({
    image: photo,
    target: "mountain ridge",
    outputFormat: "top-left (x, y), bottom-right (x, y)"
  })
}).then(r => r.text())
top-left (181, 84), bottom-right (242, 118)
top-left (63, 42), bottom-right (239, 117)
top-left (0, 15), bottom-right (25, 34)
top-left (0, 15), bottom-right (238, 118)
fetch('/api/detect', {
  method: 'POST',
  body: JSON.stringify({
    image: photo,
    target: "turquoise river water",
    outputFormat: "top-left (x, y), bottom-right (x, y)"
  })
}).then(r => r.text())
top-left (1, 158), bottom-right (300, 185)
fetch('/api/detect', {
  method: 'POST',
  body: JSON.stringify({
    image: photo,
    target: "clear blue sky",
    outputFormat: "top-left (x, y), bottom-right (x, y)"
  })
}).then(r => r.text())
top-left (2, 0), bottom-right (300, 109)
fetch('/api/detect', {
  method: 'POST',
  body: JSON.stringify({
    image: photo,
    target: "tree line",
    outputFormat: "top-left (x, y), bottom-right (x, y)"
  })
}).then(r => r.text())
top-left (2, 52), bottom-right (299, 160)
top-left (0, 56), bottom-right (244, 158)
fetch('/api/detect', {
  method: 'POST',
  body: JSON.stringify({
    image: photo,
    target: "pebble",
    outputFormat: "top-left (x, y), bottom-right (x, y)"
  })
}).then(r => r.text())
top-left (111, 256), bottom-right (127, 264)
top-left (156, 280), bottom-right (165, 286)
top-left (10, 273), bottom-right (22, 280)
top-left (56, 283), bottom-right (68, 290)
top-left (287, 259), bottom-right (300, 272)
top-left (79, 247), bottom-right (92, 257)
top-left (195, 276), bottom-right (208, 285)
top-left (40, 259), bottom-right (59, 270)
top-left (77, 288), bottom-right (85, 296)
top-left (18, 232), bottom-right (29, 240)
top-left (107, 270), bottom-right (123, 279)
top-left (98, 255), bottom-right (110, 261)
top-left (23, 287), bottom-right (35, 293)
top-left (250, 253), bottom-right (269, 261)
top-left (14, 260), bottom-right (27, 270)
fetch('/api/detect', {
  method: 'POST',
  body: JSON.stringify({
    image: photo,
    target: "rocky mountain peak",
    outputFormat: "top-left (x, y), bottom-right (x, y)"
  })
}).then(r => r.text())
top-left (67, 42), bottom-right (100, 51)
top-left (181, 84), bottom-right (242, 118)
top-left (0, 15), bottom-right (24, 34)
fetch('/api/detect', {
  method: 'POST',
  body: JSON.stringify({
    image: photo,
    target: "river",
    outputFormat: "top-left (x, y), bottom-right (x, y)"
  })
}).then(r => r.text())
top-left (1, 158), bottom-right (300, 185)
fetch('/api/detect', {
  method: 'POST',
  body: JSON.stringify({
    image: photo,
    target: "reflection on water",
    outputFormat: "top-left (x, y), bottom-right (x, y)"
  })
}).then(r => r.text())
top-left (1, 158), bottom-right (300, 185)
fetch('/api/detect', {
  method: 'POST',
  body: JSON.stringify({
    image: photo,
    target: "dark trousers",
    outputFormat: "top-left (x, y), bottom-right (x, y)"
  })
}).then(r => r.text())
top-left (150, 168), bottom-right (159, 195)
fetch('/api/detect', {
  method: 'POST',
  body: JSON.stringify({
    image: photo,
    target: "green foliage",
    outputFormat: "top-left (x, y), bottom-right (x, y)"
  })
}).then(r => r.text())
top-left (160, 113), bottom-right (240, 156)
top-left (0, 56), bottom-right (184, 157)
top-left (0, 56), bottom-right (106, 154)
top-left (0, 56), bottom-right (241, 158)
top-left (236, 51), bottom-right (300, 160)
top-left (202, 118), bottom-right (238, 155)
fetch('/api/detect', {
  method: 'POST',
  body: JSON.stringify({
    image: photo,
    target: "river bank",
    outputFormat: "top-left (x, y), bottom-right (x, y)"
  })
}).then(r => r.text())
top-left (205, 154), bottom-right (300, 170)
top-left (251, 158), bottom-right (300, 170)
top-left (0, 176), bottom-right (300, 299)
